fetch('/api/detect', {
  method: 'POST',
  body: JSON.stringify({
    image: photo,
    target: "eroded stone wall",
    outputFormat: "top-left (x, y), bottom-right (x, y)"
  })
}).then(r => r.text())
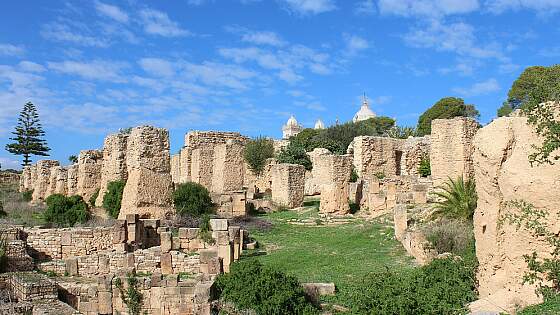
top-left (54, 166), bottom-right (68, 195)
top-left (473, 115), bottom-right (560, 312)
top-left (430, 117), bottom-right (478, 187)
top-left (95, 133), bottom-right (128, 207)
top-left (120, 126), bottom-right (174, 219)
top-left (66, 164), bottom-right (78, 196)
top-left (170, 153), bottom-right (181, 184)
top-left (32, 160), bottom-right (59, 202)
top-left (402, 136), bottom-right (430, 177)
top-left (211, 140), bottom-right (245, 194)
top-left (353, 136), bottom-right (404, 178)
top-left (76, 150), bottom-right (103, 203)
top-left (271, 163), bottom-right (305, 208)
top-left (317, 154), bottom-right (353, 215)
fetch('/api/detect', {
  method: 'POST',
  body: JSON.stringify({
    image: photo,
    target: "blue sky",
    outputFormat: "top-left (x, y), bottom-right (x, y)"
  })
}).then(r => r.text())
top-left (1, 0), bottom-right (559, 169)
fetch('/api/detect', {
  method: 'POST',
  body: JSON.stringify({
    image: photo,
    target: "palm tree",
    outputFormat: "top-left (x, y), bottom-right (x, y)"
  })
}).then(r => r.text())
top-left (432, 176), bottom-right (477, 220)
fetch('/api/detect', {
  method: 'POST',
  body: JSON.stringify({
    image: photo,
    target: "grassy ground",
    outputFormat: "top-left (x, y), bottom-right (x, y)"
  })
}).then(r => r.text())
top-left (0, 179), bottom-right (45, 227)
top-left (240, 200), bottom-right (414, 308)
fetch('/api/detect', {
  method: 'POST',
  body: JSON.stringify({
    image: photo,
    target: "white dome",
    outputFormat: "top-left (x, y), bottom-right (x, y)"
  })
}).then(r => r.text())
top-left (286, 115), bottom-right (299, 127)
top-left (353, 98), bottom-right (376, 122)
top-left (314, 119), bottom-right (325, 129)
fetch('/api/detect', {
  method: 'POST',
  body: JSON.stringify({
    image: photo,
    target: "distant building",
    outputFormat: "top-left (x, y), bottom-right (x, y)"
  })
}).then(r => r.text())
top-left (282, 115), bottom-right (303, 139)
top-left (353, 94), bottom-right (376, 122)
top-left (314, 119), bottom-right (325, 130)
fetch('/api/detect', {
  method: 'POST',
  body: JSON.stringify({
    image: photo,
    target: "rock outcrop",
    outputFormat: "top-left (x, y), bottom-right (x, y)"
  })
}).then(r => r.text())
top-left (472, 115), bottom-right (560, 313)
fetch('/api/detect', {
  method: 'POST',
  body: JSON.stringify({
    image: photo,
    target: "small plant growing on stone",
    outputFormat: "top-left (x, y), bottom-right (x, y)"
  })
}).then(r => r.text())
top-left (21, 190), bottom-right (33, 202)
top-left (350, 168), bottom-right (359, 183)
top-left (115, 272), bottom-right (143, 315)
top-left (374, 172), bottom-right (385, 180)
top-left (432, 176), bottom-right (477, 221)
top-left (173, 182), bottom-right (213, 216)
top-left (68, 155), bottom-right (78, 164)
top-left (89, 188), bottom-right (100, 206)
top-left (314, 218), bottom-right (323, 226)
top-left (244, 137), bottom-right (275, 175)
top-left (198, 214), bottom-right (215, 245)
top-left (103, 180), bottom-right (126, 219)
top-left (418, 155), bottom-right (431, 177)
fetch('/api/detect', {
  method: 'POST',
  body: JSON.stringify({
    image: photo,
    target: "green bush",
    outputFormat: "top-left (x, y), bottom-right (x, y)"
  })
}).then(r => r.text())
top-left (89, 188), bottom-right (99, 206)
top-left (215, 260), bottom-right (318, 315)
top-left (173, 182), bottom-right (213, 216)
top-left (244, 137), bottom-right (275, 175)
top-left (424, 219), bottom-right (473, 256)
top-left (277, 143), bottom-right (312, 170)
top-left (518, 295), bottom-right (560, 315)
top-left (21, 190), bottom-right (33, 202)
top-left (432, 177), bottom-right (477, 221)
top-left (418, 155), bottom-right (431, 177)
top-left (349, 257), bottom-right (477, 314)
top-left (44, 194), bottom-right (89, 226)
top-left (115, 272), bottom-right (143, 315)
top-left (102, 181), bottom-right (126, 219)
top-left (417, 97), bottom-right (479, 136)
top-left (385, 126), bottom-right (417, 139)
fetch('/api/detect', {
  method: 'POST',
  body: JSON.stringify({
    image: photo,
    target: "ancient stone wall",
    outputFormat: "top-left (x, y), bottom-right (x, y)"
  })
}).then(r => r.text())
top-left (32, 160), bottom-right (59, 202)
top-left (76, 150), bottom-right (103, 203)
top-left (211, 140), bottom-right (245, 194)
top-left (21, 166), bottom-right (32, 192)
top-left (318, 154), bottom-right (353, 215)
top-left (66, 164), bottom-right (78, 196)
top-left (305, 148), bottom-right (332, 195)
top-left (170, 153), bottom-right (181, 184)
top-left (179, 147), bottom-right (192, 183)
top-left (120, 126), bottom-right (174, 219)
top-left (95, 132), bottom-right (128, 207)
top-left (401, 136), bottom-right (430, 177)
top-left (271, 163), bottom-right (305, 208)
top-left (430, 117), bottom-right (478, 187)
top-left (472, 115), bottom-right (560, 312)
top-left (244, 158), bottom-right (277, 195)
top-left (353, 136), bottom-right (404, 178)
top-left (54, 166), bottom-right (68, 195)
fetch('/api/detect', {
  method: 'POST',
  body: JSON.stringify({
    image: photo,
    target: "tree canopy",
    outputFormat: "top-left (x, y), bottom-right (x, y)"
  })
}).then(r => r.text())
top-left (244, 137), bottom-right (275, 175)
top-left (5, 102), bottom-right (50, 166)
top-left (417, 97), bottom-right (479, 136)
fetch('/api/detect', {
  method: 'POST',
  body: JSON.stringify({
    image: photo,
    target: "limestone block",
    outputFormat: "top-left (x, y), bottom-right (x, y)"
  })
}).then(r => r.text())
top-left (54, 167), bottom-right (68, 195)
top-left (208, 257), bottom-right (222, 275)
top-left (66, 164), bottom-right (78, 195)
top-left (430, 117), bottom-right (478, 187)
top-left (210, 219), bottom-right (228, 231)
top-left (76, 149), bottom-right (103, 203)
top-left (218, 243), bottom-right (233, 273)
top-left (96, 132), bottom-right (128, 207)
top-left (32, 160), bottom-right (59, 202)
top-left (369, 192), bottom-right (386, 212)
top-left (161, 252), bottom-right (172, 274)
top-left (199, 249), bottom-right (218, 264)
top-left (319, 183), bottom-right (350, 215)
top-left (160, 232), bottom-right (172, 253)
top-left (66, 258), bottom-right (78, 276)
top-left (394, 205), bottom-right (408, 241)
top-left (119, 126), bottom-right (174, 219)
top-left (473, 114), bottom-right (560, 312)
top-left (170, 153), bottom-right (181, 184)
top-left (211, 140), bottom-right (246, 194)
top-left (271, 163), bottom-right (305, 208)
top-left (98, 291), bottom-right (113, 314)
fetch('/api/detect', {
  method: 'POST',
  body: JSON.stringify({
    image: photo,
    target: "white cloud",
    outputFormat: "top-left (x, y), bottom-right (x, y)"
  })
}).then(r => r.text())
top-left (242, 31), bottom-right (286, 47)
top-left (355, 0), bottom-right (376, 15)
top-left (379, 0), bottom-right (479, 17)
top-left (139, 58), bottom-right (175, 77)
top-left (41, 22), bottom-right (110, 47)
top-left (345, 34), bottom-right (370, 55)
top-left (95, 1), bottom-right (129, 23)
top-left (18, 61), bottom-right (46, 73)
top-left (281, 0), bottom-right (336, 15)
top-left (453, 78), bottom-right (500, 96)
top-left (403, 20), bottom-right (505, 61)
top-left (47, 60), bottom-right (128, 82)
top-left (0, 157), bottom-right (21, 170)
top-left (183, 62), bottom-right (258, 90)
top-left (139, 9), bottom-right (191, 37)
top-left (486, 0), bottom-right (560, 14)
top-left (0, 43), bottom-right (24, 56)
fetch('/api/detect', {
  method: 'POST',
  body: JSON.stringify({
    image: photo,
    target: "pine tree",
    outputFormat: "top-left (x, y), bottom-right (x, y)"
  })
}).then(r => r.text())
top-left (5, 102), bottom-right (50, 166)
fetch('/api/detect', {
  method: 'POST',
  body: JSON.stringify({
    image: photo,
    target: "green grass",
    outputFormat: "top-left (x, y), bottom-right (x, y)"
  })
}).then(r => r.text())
top-left (518, 296), bottom-right (560, 315)
top-left (0, 180), bottom-right (45, 227)
top-left (241, 205), bottom-right (414, 307)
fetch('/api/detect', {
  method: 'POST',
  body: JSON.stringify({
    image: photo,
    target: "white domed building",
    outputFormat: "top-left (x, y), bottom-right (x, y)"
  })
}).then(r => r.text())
top-left (314, 119), bottom-right (325, 130)
top-left (353, 95), bottom-right (376, 122)
top-left (282, 115), bottom-right (303, 139)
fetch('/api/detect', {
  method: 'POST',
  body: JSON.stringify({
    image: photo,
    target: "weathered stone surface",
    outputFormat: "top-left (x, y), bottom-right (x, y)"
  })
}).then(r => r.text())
top-left (430, 117), bottom-right (478, 187)
top-left (119, 126), bottom-right (174, 219)
top-left (96, 132), bottom-right (128, 207)
top-left (170, 153), bottom-right (181, 184)
top-left (54, 167), bottom-right (68, 195)
top-left (76, 150), bottom-right (103, 204)
top-left (32, 160), bottom-right (59, 202)
top-left (473, 115), bottom-right (560, 313)
top-left (353, 136), bottom-right (404, 178)
top-left (402, 136), bottom-right (431, 177)
top-left (66, 164), bottom-right (78, 196)
top-left (211, 140), bottom-right (245, 194)
top-left (393, 205), bottom-right (407, 241)
top-left (271, 163), bottom-right (305, 208)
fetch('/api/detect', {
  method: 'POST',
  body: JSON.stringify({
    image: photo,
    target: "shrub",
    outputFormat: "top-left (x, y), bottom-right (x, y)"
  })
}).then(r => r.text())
top-left (115, 272), bottom-right (143, 315)
top-left (89, 188), bottom-right (99, 206)
top-left (102, 180), bottom-right (126, 219)
top-left (21, 190), bottom-right (33, 202)
top-left (197, 214), bottom-right (214, 245)
top-left (0, 236), bottom-right (6, 272)
top-left (215, 260), bottom-right (318, 315)
top-left (349, 257), bottom-right (477, 314)
top-left (518, 295), bottom-right (560, 315)
top-left (173, 182), bottom-right (213, 216)
top-left (244, 137), bottom-right (275, 175)
top-left (277, 143), bottom-right (312, 170)
top-left (350, 168), bottom-right (359, 183)
top-left (418, 156), bottom-right (431, 177)
top-left (44, 194), bottom-right (89, 226)
top-left (424, 219), bottom-right (473, 256)
top-left (385, 126), bottom-right (417, 139)
top-left (432, 177), bottom-right (477, 221)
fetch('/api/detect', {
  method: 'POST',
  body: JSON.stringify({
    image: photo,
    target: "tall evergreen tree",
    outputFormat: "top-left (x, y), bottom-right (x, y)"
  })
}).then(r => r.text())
top-left (5, 102), bottom-right (50, 166)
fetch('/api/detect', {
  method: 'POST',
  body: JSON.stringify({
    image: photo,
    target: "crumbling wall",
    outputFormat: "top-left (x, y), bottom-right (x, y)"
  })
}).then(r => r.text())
top-left (66, 164), bottom-right (78, 196)
top-left (430, 117), bottom-right (478, 187)
top-left (119, 126), bottom-right (174, 219)
top-left (46, 166), bottom-right (61, 197)
top-left (20, 166), bottom-right (32, 192)
top-left (353, 136), bottom-right (404, 178)
top-left (32, 160), bottom-right (59, 202)
top-left (305, 148), bottom-right (332, 195)
top-left (96, 133), bottom-right (128, 207)
top-left (244, 158), bottom-right (277, 195)
top-left (472, 115), bottom-right (560, 313)
top-left (271, 163), bottom-right (305, 208)
top-left (54, 167), bottom-right (68, 195)
top-left (211, 140), bottom-right (245, 194)
top-left (402, 136), bottom-right (430, 177)
top-left (76, 150), bottom-right (103, 203)
top-left (318, 154), bottom-right (353, 215)
top-left (170, 153), bottom-right (181, 184)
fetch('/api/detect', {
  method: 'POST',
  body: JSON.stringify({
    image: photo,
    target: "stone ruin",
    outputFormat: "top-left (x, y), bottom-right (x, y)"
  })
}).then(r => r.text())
top-left (95, 133), bottom-right (128, 207)
top-left (271, 163), bottom-right (305, 208)
top-left (76, 150), bottom-right (103, 205)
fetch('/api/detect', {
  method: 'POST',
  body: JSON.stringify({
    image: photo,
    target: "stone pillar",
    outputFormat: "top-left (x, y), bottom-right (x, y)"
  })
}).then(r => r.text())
top-left (170, 153), bottom-right (181, 184)
top-left (29, 165), bottom-right (37, 192)
top-left (211, 140), bottom-right (245, 194)
top-left (394, 204), bottom-right (407, 241)
top-left (20, 166), bottom-right (32, 192)
top-left (119, 126), bottom-right (174, 219)
top-left (271, 163), bottom-right (305, 208)
top-left (179, 147), bottom-right (192, 183)
top-left (76, 150), bottom-right (103, 203)
top-left (319, 154), bottom-right (353, 215)
top-left (402, 136), bottom-right (431, 176)
top-left (430, 117), bottom-right (478, 187)
top-left (66, 164), bottom-right (78, 196)
top-left (96, 133), bottom-right (128, 207)
top-left (54, 167), bottom-right (68, 195)
top-left (32, 160), bottom-right (59, 202)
